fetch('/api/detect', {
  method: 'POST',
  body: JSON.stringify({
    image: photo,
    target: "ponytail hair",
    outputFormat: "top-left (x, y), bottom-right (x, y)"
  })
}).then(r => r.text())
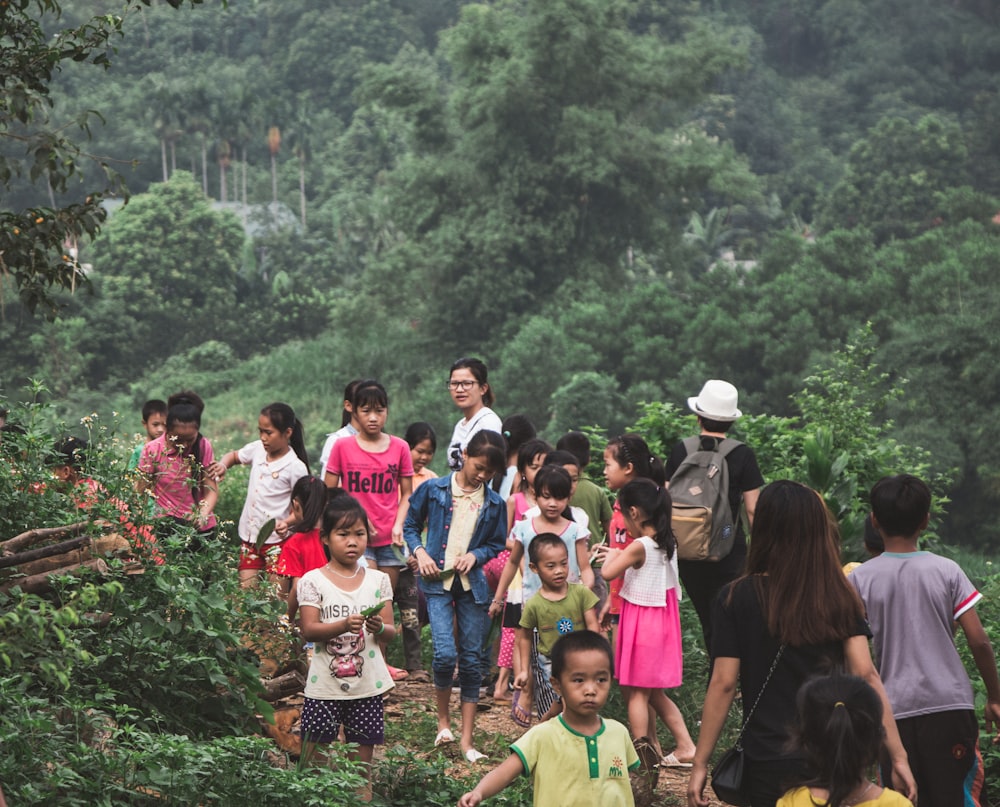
top-left (166, 390), bottom-right (207, 502)
top-left (617, 478), bottom-right (675, 559)
top-left (792, 674), bottom-right (883, 807)
top-left (261, 402), bottom-right (309, 472)
top-left (465, 429), bottom-right (507, 475)
top-left (605, 434), bottom-right (665, 485)
top-left (290, 475), bottom-right (328, 533)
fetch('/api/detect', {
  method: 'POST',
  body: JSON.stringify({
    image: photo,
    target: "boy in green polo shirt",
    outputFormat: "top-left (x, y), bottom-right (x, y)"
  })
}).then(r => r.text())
top-left (458, 630), bottom-right (639, 807)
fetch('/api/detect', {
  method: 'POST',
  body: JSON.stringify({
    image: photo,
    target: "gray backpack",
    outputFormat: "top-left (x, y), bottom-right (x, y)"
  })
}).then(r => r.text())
top-left (669, 436), bottom-right (742, 561)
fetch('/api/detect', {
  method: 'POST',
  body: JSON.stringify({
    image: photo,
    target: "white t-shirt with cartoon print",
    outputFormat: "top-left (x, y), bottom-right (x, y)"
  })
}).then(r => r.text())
top-left (298, 567), bottom-right (395, 700)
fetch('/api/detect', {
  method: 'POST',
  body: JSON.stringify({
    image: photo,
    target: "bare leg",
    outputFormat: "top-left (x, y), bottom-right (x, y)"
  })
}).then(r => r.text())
top-left (459, 699), bottom-right (479, 754)
top-left (435, 686), bottom-right (453, 734)
top-left (650, 689), bottom-right (696, 760)
top-left (624, 686), bottom-right (652, 739)
top-left (347, 743), bottom-right (375, 802)
top-left (238, 568), bottom-right (260, 588)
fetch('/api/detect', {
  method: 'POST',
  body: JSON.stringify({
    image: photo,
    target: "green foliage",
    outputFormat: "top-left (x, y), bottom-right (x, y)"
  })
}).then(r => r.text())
top-left (0, 0), bottom-right (209, 315)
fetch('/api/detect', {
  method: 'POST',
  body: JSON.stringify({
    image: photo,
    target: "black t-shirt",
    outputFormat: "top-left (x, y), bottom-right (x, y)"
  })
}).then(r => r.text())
top-left (665, 437), bottom-right (764, 570)
top-left (711, 577), bottom-right (871, 761)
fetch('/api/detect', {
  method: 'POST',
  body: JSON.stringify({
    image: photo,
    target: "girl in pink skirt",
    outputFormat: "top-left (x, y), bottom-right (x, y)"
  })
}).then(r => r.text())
top-left (596, 478), bottom-right (696, 767)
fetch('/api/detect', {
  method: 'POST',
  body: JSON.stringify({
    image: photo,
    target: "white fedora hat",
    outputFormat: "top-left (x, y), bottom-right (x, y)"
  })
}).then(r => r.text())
top-left (687, 379), bottom-right (742, 422)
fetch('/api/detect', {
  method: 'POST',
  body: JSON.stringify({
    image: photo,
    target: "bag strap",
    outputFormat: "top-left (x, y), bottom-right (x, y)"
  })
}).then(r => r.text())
top-left (734, 644), bottom-right (785, 749)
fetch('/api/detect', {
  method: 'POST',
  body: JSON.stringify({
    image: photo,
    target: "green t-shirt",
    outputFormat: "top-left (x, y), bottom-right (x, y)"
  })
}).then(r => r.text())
top-left (571, 477), bottom-right (612, 547)
top-left (520, 584), bottom-right (599, 657)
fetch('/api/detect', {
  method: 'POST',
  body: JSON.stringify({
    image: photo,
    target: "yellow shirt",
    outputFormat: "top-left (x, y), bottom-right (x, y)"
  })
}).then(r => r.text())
top-left (777, 786), bottom-right (913, 807)
top-left (443, 476), bottom-right (484, 592)
top-left (511, 716), bottom-right (639, 807)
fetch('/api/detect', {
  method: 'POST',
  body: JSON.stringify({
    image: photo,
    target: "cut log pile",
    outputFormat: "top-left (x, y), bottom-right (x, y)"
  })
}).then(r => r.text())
top-left (0, 520), bottom-right (142, 595)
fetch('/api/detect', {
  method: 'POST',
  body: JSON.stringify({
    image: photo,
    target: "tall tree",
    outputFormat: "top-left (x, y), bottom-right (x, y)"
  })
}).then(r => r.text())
top-left (0, 0), bottom-right (207, 316)
top-left (362, 0), bottom-right (759, 344)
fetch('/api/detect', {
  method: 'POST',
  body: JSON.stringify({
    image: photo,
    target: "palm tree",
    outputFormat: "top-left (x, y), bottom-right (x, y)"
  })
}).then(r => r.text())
top-left (268, 126), bottom-right (281, 204)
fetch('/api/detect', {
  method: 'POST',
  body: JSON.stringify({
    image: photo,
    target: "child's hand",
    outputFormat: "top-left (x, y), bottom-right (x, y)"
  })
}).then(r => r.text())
top-left (345, 613), bottom-right (367, 633)
top-left (274, 518), bottom-right (291, 539)
top-left (513, 671), bottom-right (527, 690)
top-left (406, 554), bottom-right (419, 572)
top-left (414, 547), bottom-right (440, 579)
top-left (391, 525), bottom-right (405, 546)
top-left (597, 600), bottom-right (613, 632)
top-left (487, 599), bottom-right (504, 618)
top-left (458, 791), bottom-right (483, 807)
top-left (453, 552), bottom-right (476, 574)
top-left (207, 461), bottom-right (226, 481)
top-left (364, 614), bottom-right (384, 636)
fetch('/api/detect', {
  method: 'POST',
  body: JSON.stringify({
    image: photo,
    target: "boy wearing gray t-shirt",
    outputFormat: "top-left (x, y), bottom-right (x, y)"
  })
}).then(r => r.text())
top-left (851, 474), bottom-right (1000, 807)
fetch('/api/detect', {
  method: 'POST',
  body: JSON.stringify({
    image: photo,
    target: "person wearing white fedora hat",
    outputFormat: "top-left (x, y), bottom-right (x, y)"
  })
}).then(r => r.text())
top-left (665, 379), bottom-right (763, 656)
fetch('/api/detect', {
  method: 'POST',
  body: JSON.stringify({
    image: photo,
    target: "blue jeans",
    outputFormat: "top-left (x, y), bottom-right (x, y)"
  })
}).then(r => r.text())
top-left (425, 584), bottom-right (486, 702)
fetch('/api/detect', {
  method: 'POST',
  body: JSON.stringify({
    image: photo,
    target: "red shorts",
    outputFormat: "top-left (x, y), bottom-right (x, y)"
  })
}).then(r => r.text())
top-left (238, 540), bottom-right (284, 573)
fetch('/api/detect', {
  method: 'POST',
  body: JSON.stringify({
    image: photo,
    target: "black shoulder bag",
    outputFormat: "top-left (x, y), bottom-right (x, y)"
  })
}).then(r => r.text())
top-left (711, 644), bottom-right (785, 806)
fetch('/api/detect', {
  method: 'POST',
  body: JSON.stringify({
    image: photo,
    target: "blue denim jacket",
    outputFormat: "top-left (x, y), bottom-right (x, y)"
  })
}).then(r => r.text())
top-left (403, 474), bottom-right (507, 605)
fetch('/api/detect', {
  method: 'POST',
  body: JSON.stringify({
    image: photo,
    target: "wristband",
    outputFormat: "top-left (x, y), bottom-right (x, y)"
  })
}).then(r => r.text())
top-left (376, 622), bottom-right (386, 635)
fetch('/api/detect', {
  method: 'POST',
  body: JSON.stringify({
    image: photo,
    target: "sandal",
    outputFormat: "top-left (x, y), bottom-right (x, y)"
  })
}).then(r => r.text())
top-left (510, 690), bottom-right (532, 728)
top-left (434, 728), bottom-right (455, 747)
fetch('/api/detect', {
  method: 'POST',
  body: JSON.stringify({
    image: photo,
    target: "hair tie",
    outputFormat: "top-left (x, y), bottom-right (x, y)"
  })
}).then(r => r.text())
top-left (833, 701), bottom-right (845, 709)
top-left (503, 430), bottom-right (511, 438)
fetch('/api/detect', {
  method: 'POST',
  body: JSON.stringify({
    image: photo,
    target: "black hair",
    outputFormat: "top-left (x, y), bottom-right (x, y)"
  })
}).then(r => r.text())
top-left (165, 391), bottom-right (207, 501)
top-left (465, 429), bottom-right (507, 474)
top-left (556, 431), bottom-right (591, 470)
top-left (321, 491), bottom-right (371, 538)
top-left (527, 532), bottom-right (568, 565)
top-left (290, 475), bottom-right (328, 534)
top-left (605, 434), bottom-right (665, 485)
top-left (404, 421), bottom-right (437, 452)
top-left (862, 514), bottom-right (884, 556)
top-left (545, 449), bottom-right (581, 471)
top-left (449, 357), bottom-right (494, 407)
top-left (792, 674), bottom-right (884, 807)
top-left (516, 438), bottom-right (553, 484)
top-left (533, 464), bottom-right (573, 502)
top-left (617, 478), bottom-right (675, 559)
top-left (341, 378), bottom-right (364, 428)
top-left (697, 415), bottom-right (734, 434)
top-left (351, 379), bottom-right (389, 411)
top-left (550, 630), bottom-right (614, 680)
top-left (53, 436), bottom-right (88, 469)
top-left (869, 474), bottom-right (930, 538)
top-left (500, 414), bottom-right (536, 456)
top-left (166, 390), bottom-right (204, 430)
top-left (142, 399), bottom-right (167, 421)
top-left (261, 402), bottom-right (310, 472)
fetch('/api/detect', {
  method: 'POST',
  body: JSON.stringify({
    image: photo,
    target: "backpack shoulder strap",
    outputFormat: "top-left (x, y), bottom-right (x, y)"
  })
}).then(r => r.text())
top-left (715, 438), bottom-right (743, 459)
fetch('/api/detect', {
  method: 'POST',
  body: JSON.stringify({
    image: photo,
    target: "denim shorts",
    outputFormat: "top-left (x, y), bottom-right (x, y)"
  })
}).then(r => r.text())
top-left (365, 544), bottom-right (405, 567)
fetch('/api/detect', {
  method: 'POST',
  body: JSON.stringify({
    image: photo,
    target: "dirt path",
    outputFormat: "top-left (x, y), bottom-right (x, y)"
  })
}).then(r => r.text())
top-left (267, 677), bottom-right (723, 806)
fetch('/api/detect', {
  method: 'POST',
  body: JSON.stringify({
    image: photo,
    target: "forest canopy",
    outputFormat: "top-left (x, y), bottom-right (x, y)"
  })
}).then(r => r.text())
top-left (3, 0), bottom-right (1000, 545)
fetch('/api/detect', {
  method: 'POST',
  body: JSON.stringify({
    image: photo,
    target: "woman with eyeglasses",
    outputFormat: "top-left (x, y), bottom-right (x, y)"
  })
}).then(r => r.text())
top-left (446, 357), bottom-right (502, 471)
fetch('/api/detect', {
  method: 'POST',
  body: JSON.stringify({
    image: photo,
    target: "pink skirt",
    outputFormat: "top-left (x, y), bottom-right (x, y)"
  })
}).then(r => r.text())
top-left (615, 589), bottom-right (683, 689)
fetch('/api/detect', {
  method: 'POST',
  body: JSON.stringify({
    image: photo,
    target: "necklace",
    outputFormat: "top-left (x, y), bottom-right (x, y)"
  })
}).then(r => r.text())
top-left (455, 479), bottom-right (482, 494)
top-left (844, 781), bottom-right (874, 806)
top-left (326, 564), bottom-right (361, 579)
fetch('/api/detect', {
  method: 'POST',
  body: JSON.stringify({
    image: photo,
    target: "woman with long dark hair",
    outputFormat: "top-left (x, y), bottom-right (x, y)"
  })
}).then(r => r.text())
top-left (687, 481), bottom-right (917, 807)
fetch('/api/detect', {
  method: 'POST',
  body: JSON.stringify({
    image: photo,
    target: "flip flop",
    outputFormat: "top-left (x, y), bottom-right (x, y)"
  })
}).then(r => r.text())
top-left (661, 752), bottom-right (693, 768)
top-left (464, 748), bottom-right (488, 763)
top-left (510, 690), bottom-right (532, 728)
top-left (434, 728), bottom-right (455, 747)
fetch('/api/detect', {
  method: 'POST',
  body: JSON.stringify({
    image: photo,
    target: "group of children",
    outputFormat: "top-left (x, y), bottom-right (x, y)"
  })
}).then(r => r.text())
top-left (123, 370), bottom-right (1000, 807)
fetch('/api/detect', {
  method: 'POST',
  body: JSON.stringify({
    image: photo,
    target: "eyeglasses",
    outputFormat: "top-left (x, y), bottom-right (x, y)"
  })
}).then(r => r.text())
top-left (447, 380), bottom-right (478, 390)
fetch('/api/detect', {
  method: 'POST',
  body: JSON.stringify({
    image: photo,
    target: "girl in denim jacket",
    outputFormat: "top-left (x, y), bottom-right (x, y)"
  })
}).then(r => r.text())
top-left (404, 430), bottom-right (507, 763)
